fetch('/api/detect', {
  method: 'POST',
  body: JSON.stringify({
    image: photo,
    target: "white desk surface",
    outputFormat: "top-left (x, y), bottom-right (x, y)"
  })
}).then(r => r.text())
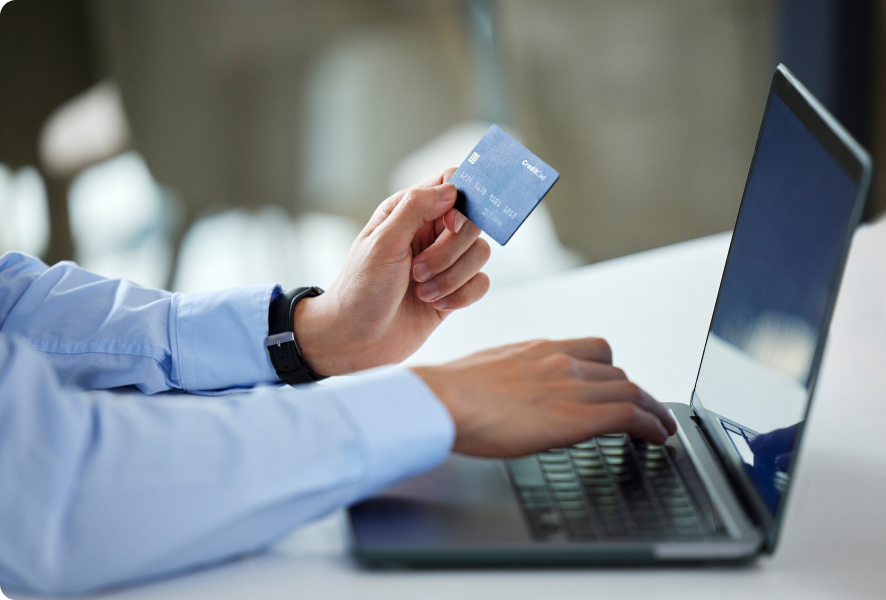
top-left (19, 223), bottom-right (886, 600)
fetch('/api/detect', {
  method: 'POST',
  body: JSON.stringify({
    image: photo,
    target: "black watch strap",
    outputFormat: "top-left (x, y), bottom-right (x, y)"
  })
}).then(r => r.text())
top-left (266, 286), bottom-right (327, 385)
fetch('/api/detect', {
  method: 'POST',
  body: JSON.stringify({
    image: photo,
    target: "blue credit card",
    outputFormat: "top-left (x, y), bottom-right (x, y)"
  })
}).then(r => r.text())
top-left (451, 125), bottom-right (560, 245)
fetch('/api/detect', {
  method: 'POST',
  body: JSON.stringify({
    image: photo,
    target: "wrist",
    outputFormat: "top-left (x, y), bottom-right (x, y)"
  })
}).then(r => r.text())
top-left (410, 366), bottom-right (464, 431)
top-left (295, 293), bottom-right (380, 377)
top-left (292, 294), bottom-right (344, 376)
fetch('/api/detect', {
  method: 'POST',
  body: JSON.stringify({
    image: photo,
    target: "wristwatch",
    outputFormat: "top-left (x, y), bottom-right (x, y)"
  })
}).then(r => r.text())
top-left (265, 286), bottom-right (327, 385)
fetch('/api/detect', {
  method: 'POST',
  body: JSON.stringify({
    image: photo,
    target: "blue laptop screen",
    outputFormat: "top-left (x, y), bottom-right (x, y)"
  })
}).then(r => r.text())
top-left (693, 90), bottom-right (859, 515)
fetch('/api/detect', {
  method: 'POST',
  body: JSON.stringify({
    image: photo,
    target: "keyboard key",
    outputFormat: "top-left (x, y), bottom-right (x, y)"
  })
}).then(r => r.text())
top-left (628, 502), bottom-right (656, 514)
top-left (520, 488), bottom-right (547, 498)
top-left (546, 472), bottom-right (578, 482)
top-left (621, 493), bottom-right (650, 505)
top-left (601, 447), bottom-right (627, 456)
top-left (597, 504), bottom-right (621, 516)
top-left (572, 458), bottom-right (603, 469)
top-left (563, 509), bottom-right (591, 522)
top-left (508, 457), bottom-right (546, 487)
top-left (597, 436), bottom-right (626, 446)
top-left (576, 468), bottom-right (607, 478)
top-left (521, 491), bottom-right (549, 501)
top-left (593, 496), bottom-right (618, 506)
top-left (553, 490), bottom-right (584, 500)
top-left (653, 482), bottom-right (685, 493)
top-left (569, 449), bottom-right (599, 459)
top-left (550, 481), bottom-right (580, 491)
top-left (665, 504), bottom-right (697, 515)
top-left (539, 454), bottom-right (569, 464)
top-left (671, 514), bottom-right (701, 526)
top-left (542, 463), bottom-right (574, 474)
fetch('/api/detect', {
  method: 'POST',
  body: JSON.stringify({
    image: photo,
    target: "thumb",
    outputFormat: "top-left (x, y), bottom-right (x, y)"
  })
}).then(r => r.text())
top-left (375, 183), bottom-right (458, 248)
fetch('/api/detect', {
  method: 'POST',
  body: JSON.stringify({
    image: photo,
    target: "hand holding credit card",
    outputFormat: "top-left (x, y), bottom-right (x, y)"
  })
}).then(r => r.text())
top-left (451, 125), bottom-right (560, 245)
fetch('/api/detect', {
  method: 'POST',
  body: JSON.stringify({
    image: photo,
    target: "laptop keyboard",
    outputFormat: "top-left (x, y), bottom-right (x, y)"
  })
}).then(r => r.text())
top-left (507, 433), bottom-right (730, 542)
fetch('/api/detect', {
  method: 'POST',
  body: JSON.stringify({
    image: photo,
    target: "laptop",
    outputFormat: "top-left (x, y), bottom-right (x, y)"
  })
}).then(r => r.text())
top-left (348, 65), bottom-right (872, 565)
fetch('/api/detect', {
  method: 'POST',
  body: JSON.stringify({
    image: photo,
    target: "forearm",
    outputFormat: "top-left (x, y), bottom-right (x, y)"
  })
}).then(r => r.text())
top-left (0, 337), bottom-right (453, 595)
top-left (0, 252), bottom-right (280, 393)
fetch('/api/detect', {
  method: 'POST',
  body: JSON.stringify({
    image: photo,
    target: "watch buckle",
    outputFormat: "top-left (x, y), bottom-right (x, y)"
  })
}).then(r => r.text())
top-left (265, 332), bottom-right (295, 348)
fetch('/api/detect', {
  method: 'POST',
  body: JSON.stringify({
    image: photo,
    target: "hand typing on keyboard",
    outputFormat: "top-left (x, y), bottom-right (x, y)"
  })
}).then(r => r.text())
top-left (411, 337), bottom-right (677, 458)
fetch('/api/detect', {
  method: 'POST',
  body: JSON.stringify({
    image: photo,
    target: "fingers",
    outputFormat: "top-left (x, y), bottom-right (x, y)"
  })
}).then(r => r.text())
top-left (365, 167), bottom-right (458, 236)
top-left (568, 360), bottom-right (628, 382)
top-left (408, 167), bottom-right (457, 191)
top-left (539, 349), bottom-right (676, 437)
top-left (417, 334), bottom-right (678, 457)
top-left (415, 238), bottom-right (491, 304)
top-left (576, 380), bottom-right (677, 435)
top-left (442, 208), bottom-right (470, 234)
top-left (367, 182), bottom-right (458, 247)
top-left (412, 219), bottom-right (482, 284)
top-left (431, 272), bottom-right (490, 311)
top-left (513, 339), bottom-right (675, 435)
top-left (554, 338), bottom-right (613, 364)
top-left (520, 338), bottom-right (613, 365)
top-left (580, 403), bottom-right (670, 445)
top-left (441, 166), bottom-right (457, 183)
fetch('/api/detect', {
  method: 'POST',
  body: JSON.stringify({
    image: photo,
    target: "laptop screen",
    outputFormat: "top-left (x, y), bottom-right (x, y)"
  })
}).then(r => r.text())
top-left (692, 68), bottom-right (866, 519)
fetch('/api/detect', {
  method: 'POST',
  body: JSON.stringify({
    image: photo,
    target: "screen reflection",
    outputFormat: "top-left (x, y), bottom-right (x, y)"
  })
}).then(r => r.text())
top-left (694, 91), bottom-right (858, 514)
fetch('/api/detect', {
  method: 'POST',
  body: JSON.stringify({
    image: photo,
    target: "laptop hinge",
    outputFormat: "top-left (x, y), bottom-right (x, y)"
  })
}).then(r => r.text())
top-left (689, 399), bottom-right (772, 537)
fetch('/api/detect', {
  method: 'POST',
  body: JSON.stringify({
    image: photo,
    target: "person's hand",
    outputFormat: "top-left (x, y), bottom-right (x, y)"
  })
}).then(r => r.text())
top-left (411, 338), bottom-right (678, 457)
top-left (294, 168), bottom-right (489, 376)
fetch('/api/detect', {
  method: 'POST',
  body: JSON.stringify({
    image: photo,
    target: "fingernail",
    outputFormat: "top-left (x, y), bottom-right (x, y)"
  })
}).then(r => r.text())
top-left (413, 262), bottom-right (432, 282)
top-left (454, 211), bottom-right (468, 233)
top-left (433, 297), bottom-right (449, 310)
top-left (417, 280), bottom-right (440, 301)
top-left (435, 183), bottom-right (457, 203)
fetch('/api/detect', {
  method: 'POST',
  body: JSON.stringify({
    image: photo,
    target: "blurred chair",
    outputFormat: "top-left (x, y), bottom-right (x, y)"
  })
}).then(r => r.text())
top-left (0, 0), bottom-right (102, 265)
top-left (37, 80), bottom-right (138, 277)
top-left (39, 81), bottom-right (131, 191)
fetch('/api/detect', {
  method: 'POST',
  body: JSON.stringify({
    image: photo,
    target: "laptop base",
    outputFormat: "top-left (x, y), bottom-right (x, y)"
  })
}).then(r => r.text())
top-left (349, 403), bottom-right (763, 567)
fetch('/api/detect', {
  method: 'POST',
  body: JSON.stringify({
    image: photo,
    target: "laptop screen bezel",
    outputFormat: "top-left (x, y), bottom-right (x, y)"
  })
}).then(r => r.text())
top-left (689, 64), bottom-right (872, 553)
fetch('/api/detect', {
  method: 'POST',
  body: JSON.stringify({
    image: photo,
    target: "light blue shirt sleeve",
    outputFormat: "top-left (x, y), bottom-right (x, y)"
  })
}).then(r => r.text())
top-left (0, 337), bottom-right (454, 596)
top-left (0, 253), bottom-right (457, 595)
top-left (0, 252), bottom-right (281, 394)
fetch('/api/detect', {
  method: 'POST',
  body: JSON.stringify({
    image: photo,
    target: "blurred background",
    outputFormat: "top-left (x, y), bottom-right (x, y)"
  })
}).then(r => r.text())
top-left (0, 0), bottom-right (883, 294)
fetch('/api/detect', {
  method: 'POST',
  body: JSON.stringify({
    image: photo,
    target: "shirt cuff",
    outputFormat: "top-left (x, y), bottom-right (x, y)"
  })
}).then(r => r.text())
top-left (323, 367), bottom-right (455, 496)
top-left (170, 284), bottom-right (281, 392)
